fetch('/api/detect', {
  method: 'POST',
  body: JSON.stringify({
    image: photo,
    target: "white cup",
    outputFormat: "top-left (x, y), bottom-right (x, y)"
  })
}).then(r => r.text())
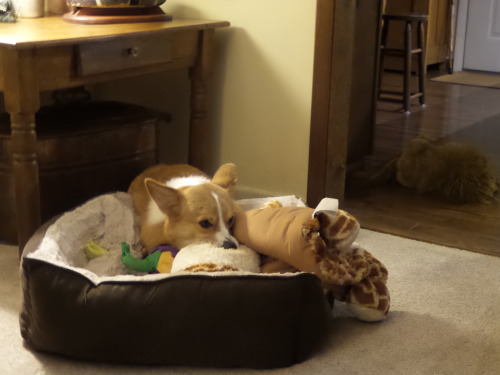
top-left (12, 0), bottom-right (45, 18)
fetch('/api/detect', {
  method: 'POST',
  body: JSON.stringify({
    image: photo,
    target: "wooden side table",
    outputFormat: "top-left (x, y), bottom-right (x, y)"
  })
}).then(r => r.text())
top-left (0, 17), bottom-right (229, 253)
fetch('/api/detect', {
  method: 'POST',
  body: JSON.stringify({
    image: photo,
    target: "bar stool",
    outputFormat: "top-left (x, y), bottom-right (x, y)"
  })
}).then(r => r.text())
top-left (378, 13), bottom-right (428, 113)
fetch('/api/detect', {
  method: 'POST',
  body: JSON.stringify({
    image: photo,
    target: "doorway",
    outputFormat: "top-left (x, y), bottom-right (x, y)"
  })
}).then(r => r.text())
top-left (340, 1), bottom-right (500, 257)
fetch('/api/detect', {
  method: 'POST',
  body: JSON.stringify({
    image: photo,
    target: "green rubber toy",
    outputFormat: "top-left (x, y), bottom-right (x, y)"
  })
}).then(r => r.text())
top-left (121, 242), bottom-right (178, 273)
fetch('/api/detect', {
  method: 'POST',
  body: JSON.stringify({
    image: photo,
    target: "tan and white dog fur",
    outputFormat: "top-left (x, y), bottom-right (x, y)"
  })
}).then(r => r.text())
top-left (128, 164), bottom-right (240, 255)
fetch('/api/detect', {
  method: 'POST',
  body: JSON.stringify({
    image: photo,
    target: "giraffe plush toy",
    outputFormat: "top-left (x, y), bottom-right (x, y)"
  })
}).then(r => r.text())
top-left (233, 199), bottom-right (390, 322)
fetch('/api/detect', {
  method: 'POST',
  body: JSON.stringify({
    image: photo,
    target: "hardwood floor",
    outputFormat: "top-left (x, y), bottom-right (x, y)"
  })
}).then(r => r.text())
top-left (343, 71), bottom-right (500, 257)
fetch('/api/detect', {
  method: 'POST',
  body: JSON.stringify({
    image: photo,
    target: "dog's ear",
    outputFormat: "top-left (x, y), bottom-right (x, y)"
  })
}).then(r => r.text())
top-left (212, 163), bottom-right (238, 193)
top-left (145, 178), bottom-right (184, 219)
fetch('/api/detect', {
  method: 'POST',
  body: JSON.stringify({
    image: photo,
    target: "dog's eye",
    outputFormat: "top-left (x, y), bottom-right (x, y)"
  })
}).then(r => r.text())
top-left (227, 216), bottom-right (235, 227)
top-left (199, 220), bottom-right (213, 229)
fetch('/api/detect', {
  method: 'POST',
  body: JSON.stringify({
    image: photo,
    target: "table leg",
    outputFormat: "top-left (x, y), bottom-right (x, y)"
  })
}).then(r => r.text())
top-left (403, 21), bottom-right (411, 113)
top-left (189, 29), bottom-right (215, 171)
top-left (2, 48), bottom-right (41, 255)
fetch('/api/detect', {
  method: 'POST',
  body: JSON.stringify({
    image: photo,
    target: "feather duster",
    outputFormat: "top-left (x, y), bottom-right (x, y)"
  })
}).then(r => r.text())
top-left (368, 137), bottom-right (499, 203)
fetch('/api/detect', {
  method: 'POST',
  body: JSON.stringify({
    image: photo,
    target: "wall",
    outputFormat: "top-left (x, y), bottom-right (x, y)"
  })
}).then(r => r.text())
top-left (95, 0), bottom-right (317, 200)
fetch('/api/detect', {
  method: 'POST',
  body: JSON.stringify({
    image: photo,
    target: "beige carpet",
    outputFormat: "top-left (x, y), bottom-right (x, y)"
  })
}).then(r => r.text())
top-left (431, 71), bottom-right (500, 89)
top-left (1, 230), bottom-right (500, 374)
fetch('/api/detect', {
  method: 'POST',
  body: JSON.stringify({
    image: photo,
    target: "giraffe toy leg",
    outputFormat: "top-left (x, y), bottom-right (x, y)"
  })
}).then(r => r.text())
top-left (345, 277), bottom-right (390, 322)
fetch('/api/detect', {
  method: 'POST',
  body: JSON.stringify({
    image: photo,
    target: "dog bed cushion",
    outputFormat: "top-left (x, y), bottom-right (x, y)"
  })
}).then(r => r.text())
top-left (20, 193), bottom-right (331, 368)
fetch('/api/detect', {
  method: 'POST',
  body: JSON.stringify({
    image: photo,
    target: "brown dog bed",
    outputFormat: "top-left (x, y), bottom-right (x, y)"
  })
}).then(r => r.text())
top-left (20, 194), bottom-right (331, 368)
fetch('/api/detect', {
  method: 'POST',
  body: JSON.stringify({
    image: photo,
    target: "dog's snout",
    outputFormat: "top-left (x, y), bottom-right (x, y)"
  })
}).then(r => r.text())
top-left (222, 239), bottom-right (237, 249)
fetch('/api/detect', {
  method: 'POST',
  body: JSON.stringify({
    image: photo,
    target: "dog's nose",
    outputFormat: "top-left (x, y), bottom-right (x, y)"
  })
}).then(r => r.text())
top-left (222, 239), bottom-right (237, 249)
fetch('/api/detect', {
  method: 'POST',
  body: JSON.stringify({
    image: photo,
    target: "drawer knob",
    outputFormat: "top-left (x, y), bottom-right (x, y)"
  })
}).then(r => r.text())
top-left (127, 47), bottom-right (139, 57)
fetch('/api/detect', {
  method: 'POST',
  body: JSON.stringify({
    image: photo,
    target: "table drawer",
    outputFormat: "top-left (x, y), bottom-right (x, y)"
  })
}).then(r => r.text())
top-left (77, 33), bottom-right (172, 76)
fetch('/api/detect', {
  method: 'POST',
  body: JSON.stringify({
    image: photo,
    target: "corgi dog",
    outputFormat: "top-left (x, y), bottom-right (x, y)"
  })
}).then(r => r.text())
top-left (128, 163), bottom-right (240, 254)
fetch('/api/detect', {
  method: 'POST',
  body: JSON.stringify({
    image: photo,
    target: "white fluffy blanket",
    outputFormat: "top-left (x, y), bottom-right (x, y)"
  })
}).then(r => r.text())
top-left (171, 244), bottom-right (260, 273)
top-left (26, 193), bottom-right (306, 285)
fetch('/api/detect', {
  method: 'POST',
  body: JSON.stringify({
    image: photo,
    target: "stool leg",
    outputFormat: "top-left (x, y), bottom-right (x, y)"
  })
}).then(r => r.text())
top-left (378, 18), bottom-right (389, 100)
top-left (403, 20), bottom-right (412, 112)
top-left (417, 20), bottom-right (426, 105)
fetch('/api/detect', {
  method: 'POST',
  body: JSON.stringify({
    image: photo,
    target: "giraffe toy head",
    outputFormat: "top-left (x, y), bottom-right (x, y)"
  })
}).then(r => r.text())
top-left (233, 198), bottom-right (390, 322)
